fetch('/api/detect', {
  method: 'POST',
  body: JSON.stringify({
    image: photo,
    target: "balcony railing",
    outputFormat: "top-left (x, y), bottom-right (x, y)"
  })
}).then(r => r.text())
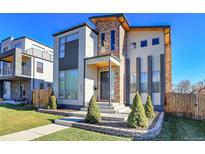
top-left (23, 48), bottom-right (53, 61)
top-left (22, 66), bottom-right (31, 76)
top-left (0, 66), bottom-right (13, 76)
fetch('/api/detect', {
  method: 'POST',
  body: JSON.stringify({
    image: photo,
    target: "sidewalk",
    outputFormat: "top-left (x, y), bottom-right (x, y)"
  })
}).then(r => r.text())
top-left (0, 124), bottom-right (69, 141)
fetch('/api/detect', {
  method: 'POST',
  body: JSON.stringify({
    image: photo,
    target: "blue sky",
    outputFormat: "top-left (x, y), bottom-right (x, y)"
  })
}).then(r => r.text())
top-left (0, 13), bottom-right (205, 85)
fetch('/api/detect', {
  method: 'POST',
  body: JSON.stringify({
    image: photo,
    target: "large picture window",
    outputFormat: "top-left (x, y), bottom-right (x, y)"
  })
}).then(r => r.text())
top-left (59, 69), bottom-right (78, 100)
top-left (152, 71), bottom-right (160, 93)
top-left (141, 72), bottom-right (148, 93)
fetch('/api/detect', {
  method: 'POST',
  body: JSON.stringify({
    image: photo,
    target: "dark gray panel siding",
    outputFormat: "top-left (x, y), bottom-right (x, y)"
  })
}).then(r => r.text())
top-left (160, 54), bottom-right (165, 106)
top-left (136, 57), bottom-right (141, 94)
top-left (0, 81), bottom-right (3, 98)
top-left (126, 59), bottom-right (130, 105)
top-left (59, 40), bottom-right (79, 71)
top-left (148, 56), bottom-right (152, 96)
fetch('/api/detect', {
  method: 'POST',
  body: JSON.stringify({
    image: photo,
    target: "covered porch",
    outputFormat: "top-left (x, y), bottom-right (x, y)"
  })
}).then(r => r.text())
top-left (84, 54), bottom-right (120, 107)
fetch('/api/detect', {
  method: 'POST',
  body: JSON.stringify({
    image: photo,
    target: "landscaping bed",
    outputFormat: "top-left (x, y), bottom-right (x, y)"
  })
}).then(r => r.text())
top-left (91, 112), bottom-right (160, 131)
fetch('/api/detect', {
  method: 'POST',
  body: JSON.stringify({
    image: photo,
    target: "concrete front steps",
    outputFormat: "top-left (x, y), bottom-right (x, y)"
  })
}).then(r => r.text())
top-left (80, 102), bottom-right (130, 114)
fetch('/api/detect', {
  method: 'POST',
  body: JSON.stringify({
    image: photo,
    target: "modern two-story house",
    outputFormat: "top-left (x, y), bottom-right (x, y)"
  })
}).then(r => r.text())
top-left (0, 36), bottom-right (53, 103)
top-left (53, 14), bottom-right (171, 111)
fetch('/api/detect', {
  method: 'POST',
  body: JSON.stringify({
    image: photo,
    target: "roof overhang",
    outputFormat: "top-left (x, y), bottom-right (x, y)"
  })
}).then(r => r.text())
top-left (89, 14), bottom-right (130, 31)
top-left (85, 54), bottom-right (120, 67)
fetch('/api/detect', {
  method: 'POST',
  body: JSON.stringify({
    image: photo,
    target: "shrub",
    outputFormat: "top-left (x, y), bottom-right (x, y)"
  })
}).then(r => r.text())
top-left (85, 95), bottom-right (101, 124)
top-left (127, 92), bottom-right (148, 128)
top-left (144, 95), bottom-right (155, 118)
top-left (47, 90), bottom-right (57, 110)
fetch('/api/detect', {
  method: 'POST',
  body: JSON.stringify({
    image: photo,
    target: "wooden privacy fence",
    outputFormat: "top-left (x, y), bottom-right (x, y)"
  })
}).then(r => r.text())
top-left (32, 89), bottom-right (52, 108)
top-left (165, 93), bottom-right (205, 120)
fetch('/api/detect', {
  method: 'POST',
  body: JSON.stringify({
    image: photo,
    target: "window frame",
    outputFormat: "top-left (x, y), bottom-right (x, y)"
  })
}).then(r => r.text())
top-left (152, 38), bottom-right (160, 45)
top-left (110, 30), bottom-right (115, 51)
top-left (100, 32), bottom-right (105, 48)
top-left (140, 40), bottom-right (148, 48)
top-left (36, 61), bottom-right (43, 73)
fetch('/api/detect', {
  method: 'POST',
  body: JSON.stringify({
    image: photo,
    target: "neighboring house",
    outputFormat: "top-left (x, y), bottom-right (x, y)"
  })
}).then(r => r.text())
top-left (53, 14), bottom-right (172, 111)
top-left (0, 36), bottom-right (53, 103)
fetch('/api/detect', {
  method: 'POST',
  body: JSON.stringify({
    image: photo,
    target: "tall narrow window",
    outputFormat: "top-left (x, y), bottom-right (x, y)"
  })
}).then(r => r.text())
top-left (152, 71), bottom-right (160, 93)
top-left (59, 71), bottom-right (65, 99)
top-left (111, 30), bottom-right (115, 51)
top-left (59, 37), bottom-right (65, 58)
top-left (37, 62), bottom-right (43, 73)
top-left (130, 73), bottom-right (136, 93)
top-left (141, 72), bottom-right (148, 93)
top-left (101, 33), bottom-right (105, 47)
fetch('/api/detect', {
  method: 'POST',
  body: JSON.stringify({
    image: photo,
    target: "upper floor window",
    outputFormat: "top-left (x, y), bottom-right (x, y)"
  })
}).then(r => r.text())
top-left (37, 62), bottom-right (43, 73)
top-left (140, 40), bottom-right (147, 48)
top-left (59, 37), bottom-right (65, 58)
top-left (100, 33), bottom-right (105, 48)
top-left (141, 72), bottom-right (148, 93)
top-left (130, 42), bottom-right (136, 49)
top-left (59, 33), bottom-right (79, 59)
top-left (111, 30), bottom-right (115, 51)
top-left (152, 38), bottom-right (159, 45)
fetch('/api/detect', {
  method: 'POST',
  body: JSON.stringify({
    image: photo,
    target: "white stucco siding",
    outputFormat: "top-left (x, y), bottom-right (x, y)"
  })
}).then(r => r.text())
top-left (53, 26), bottom-right (94, 106)
top-left (127, 31), bottom-right (165, 105)
top-left (85, 65), bottom-right (97, 106)
top-left (24, 38), bottom-right (53, 54)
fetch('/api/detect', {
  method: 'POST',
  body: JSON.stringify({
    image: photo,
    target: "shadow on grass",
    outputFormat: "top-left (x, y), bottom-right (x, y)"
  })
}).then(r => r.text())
top-left (0, 103), bottom-right (37, 111)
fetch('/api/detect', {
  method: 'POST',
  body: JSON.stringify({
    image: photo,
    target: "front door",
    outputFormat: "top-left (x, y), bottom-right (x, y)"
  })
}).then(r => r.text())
top-left (100, 71), bottom-right (109, 100)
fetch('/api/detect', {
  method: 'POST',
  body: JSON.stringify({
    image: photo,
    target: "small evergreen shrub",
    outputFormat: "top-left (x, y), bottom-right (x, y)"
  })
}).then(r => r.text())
top-left (47, 90), bottom-right (57, 110)
top-left (127, 92), bottom-right (148, 128)
top-left (85, 95), bottom-right (101, 124)
top-left (145, 95), bottom-right (155, 118)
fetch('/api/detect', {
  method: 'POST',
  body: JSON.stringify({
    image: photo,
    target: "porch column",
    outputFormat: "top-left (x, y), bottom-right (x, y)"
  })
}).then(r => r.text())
top-left (109, 60), bottom-right (111, 106)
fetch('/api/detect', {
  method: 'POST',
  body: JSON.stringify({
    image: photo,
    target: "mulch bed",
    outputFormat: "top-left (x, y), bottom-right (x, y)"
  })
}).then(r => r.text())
top-left (81, 112), bottom-right (160, 131)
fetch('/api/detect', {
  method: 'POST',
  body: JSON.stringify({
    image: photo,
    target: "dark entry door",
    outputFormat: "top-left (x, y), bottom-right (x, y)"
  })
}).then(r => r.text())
top-left (100, 71), bottom-right (109, 100)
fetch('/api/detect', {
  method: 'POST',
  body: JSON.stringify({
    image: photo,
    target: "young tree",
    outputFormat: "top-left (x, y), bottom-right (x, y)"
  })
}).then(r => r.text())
top-left (47, 90), bottom-right (57, 110)
top-left (127, 92), bottom-right (148, 128)
top-left (85, 95), bottom-right (101, 124)
top-left (144, 95), bottom-right (155, 118)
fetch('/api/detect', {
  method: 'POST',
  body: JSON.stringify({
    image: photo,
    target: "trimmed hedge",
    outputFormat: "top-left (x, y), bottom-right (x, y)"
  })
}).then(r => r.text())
top-left (47, 90), bottom-right (57, 110)
top-left (85, 95), bottom-right (101, 124)
top-left (127, 92), bottom-right (148, 128)
top-left (145, 95), bottom-right (155, 118)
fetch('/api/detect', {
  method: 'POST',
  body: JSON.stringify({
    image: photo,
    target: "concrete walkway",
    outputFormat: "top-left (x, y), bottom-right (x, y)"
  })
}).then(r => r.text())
top-left (0, 124), bottom-right (69, 141)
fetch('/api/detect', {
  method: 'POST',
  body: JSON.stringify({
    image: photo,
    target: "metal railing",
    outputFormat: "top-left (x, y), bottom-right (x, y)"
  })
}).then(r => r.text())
top-left (0, 65), bottom-right (13, 76)
top-left (22, 66), bottom-right (31, 76)
top-left (23, 48), bottom-right (53, 61)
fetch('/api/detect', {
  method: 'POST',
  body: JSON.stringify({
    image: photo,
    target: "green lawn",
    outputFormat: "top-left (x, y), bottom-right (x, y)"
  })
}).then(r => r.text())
top-left (33, 127), bottom-right (132, 141)
top-left (0, 104), bottom-right (62, 136)
top-left (155, 115), bottom-right (205, 141)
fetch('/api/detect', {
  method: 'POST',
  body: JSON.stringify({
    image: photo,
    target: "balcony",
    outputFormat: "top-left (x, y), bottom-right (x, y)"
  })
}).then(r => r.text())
top-left (23, 48), bottom-right (53, 62)
top-left (0, 65), bottom-right (13, 76)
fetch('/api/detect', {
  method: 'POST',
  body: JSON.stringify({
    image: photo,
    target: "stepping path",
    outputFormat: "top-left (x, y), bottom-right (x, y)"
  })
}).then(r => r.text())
top-left (0, 124), bottom-right (69, 141)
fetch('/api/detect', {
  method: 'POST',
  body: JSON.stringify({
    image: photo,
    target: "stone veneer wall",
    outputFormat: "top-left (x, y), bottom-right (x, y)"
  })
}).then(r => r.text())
top-left (164, 30), bottom-right (172, 93)
top-left (11, 80), bottom-right (30, 100)
top-left (96, 20), bottom-right (120, 58)
top-left (95, 19), bottom-right (127, 104)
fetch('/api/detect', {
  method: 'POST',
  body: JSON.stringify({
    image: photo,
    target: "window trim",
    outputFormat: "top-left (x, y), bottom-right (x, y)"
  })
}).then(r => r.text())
top-left (110, 30), bottom-right (115, 51)
top-left (152, 38), bottom-right (160, 45)
top-left (140, 40), bottom-right (148, 48)
top-left (36, 61), bottom-right (43, 73)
